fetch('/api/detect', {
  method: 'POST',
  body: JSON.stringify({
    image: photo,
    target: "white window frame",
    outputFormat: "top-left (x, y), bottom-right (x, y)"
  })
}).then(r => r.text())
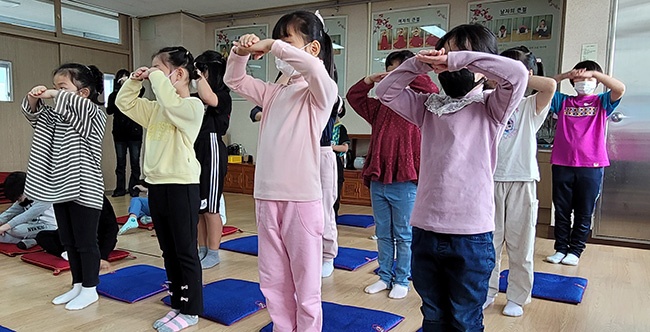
top-left (0, 60), bottom-right (13, 102)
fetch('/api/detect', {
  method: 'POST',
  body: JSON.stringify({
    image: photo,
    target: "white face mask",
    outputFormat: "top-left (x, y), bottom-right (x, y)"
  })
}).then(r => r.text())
top-left (166, 69), bottom-right (179, 87)
top-left (191, 79), bottom-right (198, 89)
top-left (574, 80), bottom-right (597, 95)
top-left (275, 43), bottom-right (311, 77)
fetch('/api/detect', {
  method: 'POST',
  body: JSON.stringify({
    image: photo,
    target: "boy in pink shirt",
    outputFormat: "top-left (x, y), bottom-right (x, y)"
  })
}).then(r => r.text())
top-left (545, 60), bottom-right (625, 266)
top-left (224, 11), bottom-right (337, 332)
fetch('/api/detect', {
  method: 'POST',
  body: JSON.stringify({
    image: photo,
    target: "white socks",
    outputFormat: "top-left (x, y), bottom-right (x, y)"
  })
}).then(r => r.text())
top-left (364, 280), bottom-right (389, 294)
top-left (545, 251), bottom-right (566, 264)
top-left (483, 295), bottom-right (495, 309)
top-left (561, 253), bottom-right (580, 266)
top-left (388, 284), bottom-right (409, 299)
top-left (65, 286), bottom-right (98, 310)
top-left (322, 260), bottom-right (334, 278)
top-left (52, 283), bottom-right (82, 305)
top-left (52, 284), bottom-right (98, 310)
top-left (502, 300), bottom-right (524, 317)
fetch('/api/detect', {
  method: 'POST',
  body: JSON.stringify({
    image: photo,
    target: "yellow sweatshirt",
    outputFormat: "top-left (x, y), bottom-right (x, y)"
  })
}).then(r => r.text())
top-left (115, 71), bottom-right (203, 184)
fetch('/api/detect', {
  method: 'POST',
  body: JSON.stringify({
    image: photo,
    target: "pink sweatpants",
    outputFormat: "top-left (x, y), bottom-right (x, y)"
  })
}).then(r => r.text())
top-left (320, 147), bottom-right (339, 261)
top-left (256, 199), bottom-right (324, 332)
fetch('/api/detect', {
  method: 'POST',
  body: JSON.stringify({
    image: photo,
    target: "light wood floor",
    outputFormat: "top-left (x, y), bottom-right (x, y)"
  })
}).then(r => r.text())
top-left (1, 193), bottom-right (650, 332)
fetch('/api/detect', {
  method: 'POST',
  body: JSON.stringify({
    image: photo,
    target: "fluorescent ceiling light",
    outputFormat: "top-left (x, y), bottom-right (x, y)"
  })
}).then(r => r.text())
top-left (421, 25), bottom-right (446, 38)
top-left (333, 43), bottom-right (344, 50)
top-left (0, 0), bottom-right (20, 8)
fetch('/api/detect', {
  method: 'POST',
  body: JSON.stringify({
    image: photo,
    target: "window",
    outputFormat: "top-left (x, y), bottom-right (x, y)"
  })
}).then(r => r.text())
top-left (0, 0), bottom-right (55, 32)
top-left (61, 0), bottom-right (120, 44)
top-left (103, 74), bottom-right (114, 108)
top-left (0, 61), bottom-right (13, 102)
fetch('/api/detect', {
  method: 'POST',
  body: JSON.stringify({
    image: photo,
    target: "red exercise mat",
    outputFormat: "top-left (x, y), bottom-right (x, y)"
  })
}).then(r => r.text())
top-left (0, 243), bottom-right (43, 257)
top-left (116, 215), bottom-right (154, 231)
top-left (222, 225), bottom-right (240, 236)
top-left (21, 250), bottom-right (133, 275)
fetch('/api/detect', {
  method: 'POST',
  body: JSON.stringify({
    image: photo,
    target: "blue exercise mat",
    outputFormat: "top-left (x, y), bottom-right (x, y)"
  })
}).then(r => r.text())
top-left (336, 214), bottom-right (375, 228)
top-left (162, 279), bottom-right (266, 326)
top-left (0, 326), bottom-right (15, 332)
top-left (373, 261), bottom-right (412, 280)
top-left (221, 235), bottom-right (258, 256)
top-left (334, 247), bottom-right (378, 271)
top-left (97, 264), bottom-right (168, 303)
top-left (260, 302), bottom-right (404, 332)
top-left (499, 270), bottom-right (588, 304)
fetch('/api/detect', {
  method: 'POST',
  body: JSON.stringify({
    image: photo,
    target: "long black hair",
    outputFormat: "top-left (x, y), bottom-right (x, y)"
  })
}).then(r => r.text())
top-left (54, 63), bottom-right (104, 105)
top-left (436, 24), bottom-right (498, 54)
top-left (501, 46), bottom-right (544, 76)
top-left (195, 50), bottom-right (229, 93)
top-left (272, 11), bottom-right (336, 80)
top-left (153, 46), bottom-right (200, 83)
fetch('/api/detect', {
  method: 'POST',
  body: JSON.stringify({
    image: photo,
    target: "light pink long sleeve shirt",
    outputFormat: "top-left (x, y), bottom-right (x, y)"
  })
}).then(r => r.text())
top-left (224, 40), bottom-right (338, 201)
top-left (376, 52), bottom-right (528, 234)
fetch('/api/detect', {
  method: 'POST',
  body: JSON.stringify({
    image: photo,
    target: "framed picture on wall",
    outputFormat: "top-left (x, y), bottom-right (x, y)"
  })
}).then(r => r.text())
top-left (324, 16), bottom-right (347, 97)
top-left (215, 24), bottom-right (269, 100)
top-left (468, 0), bottom-right (564, 76)
top-left (369, 5), bottom-right (449, 78)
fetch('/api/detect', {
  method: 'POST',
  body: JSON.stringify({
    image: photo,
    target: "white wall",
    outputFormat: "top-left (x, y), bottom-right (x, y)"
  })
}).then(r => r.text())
top-left (135, 0), bottom-right (614, 158)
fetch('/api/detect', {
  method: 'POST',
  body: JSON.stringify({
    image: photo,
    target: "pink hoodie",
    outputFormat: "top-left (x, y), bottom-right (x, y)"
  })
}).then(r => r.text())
top-left (224, 40), bottom-right (338, 201)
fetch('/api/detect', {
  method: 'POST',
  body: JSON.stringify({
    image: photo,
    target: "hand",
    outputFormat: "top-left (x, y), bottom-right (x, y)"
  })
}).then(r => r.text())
top-left (30, 88), bottom-right (59, 99)
top-left (195, 69), bottom-right (205, 80)
top-left (131, 66), bottom-right (149, 81)
top-left (364, 72), bottom-right (388, 85)
top-left (28, 85), bottom-right (48, 98)
top-left (573, 69), bottom-right (596, 80)
top-left (234, 35), bottom-right (274, 60)
top-left (415, 48), bottom-right (448, 73)
top-left (0, 223), bottom-right (10, 236)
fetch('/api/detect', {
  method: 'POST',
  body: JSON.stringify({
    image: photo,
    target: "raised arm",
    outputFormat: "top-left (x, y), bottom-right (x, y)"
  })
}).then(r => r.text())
top-left (591, 71), bottom-right (626, 102)
top-left (346, 76), bottom-right (385, 125)
top-left (148, 70), bottom-right (203, 130)
top-left (195, 72), bottom-right (219, 107)
top-left (447, 51), bottom-right (528, 124)
top-left (115, 78), bottom-right (157, 128)
top-left (375, 57), bottom-right (432, 127)
top-left (271, 40), bottom-right (338, 112)
top-left (223, 48), bottom-right (274, 107)
top-left (528, 75), bottom-right (557, 115)
top-left (51, 91), bottom-right (106, 140)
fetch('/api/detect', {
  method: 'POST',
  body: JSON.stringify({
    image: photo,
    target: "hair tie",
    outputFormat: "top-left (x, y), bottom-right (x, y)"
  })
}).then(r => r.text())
top-left (536, 58), bottom-right (542, 63)
top-left (314, 10), bottom-right (325, 25)
top-left (186, 51), bottom-right (189, 56)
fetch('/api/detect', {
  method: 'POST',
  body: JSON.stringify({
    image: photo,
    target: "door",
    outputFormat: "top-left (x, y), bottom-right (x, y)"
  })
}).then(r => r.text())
top-left (594, 0), bottom-right (650, 243)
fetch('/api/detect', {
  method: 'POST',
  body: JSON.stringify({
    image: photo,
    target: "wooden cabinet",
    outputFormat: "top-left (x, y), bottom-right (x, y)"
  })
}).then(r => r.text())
top-left (223, 163), bottom-right (255, 194)
top-left (340, 170), bottom-right (372, 206)
top-left (537, 150), bottom-right (553, 238)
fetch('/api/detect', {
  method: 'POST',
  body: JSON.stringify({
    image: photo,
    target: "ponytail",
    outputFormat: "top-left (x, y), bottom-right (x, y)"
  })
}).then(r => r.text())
top-left (500, 45), bottom-right (543, 75)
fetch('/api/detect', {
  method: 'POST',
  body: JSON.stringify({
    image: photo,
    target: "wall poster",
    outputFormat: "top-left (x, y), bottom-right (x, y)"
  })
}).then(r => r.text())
top-left (324, 16), bottom-right (348, 97)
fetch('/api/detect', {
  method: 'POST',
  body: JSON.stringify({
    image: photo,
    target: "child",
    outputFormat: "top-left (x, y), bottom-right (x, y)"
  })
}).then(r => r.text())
top-left (0, 171), bottom-right (57, 247)
top-left (116, 46), bottom-right (204, 332)
top-left (23, 63), bottom-right (106, 310)
top-left (347, 50), bottom-right (439, 299)
top-left (375, 24), bottom-right (528, 330)
top-left (331, 116), bottom-right (350, 218)
top-left (545, 60), bottom-right (625, 266)
top-left (224, 10), bottom-right (337, 332)
top-left (484, 46), bottom-right (557, 317)
top-left (106, 69), bottom-right (145, 198)
top-left (193, 50), bottom-right (232, 269)
top-left (118, 184), bottom-right (152, 235)
top-left (36, 195), bottom-right (118, 272)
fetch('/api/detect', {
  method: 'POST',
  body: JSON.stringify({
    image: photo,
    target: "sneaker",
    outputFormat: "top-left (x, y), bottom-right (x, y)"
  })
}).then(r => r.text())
top-left (545, 251), bottom-right (566, 264)
top-left (561, 253), bottom-right (580, 266)
top-left (61, 251), bottom-right (69, 261)
top-left (322, 260), bottom-right (334, 278)
top-left (111, 190), bottom-right (126, 197)
top-left (140, 216), bottom-right (152, 225)
top-left (118, 216), bottom-right (139, 235)
top-left (17, 239), bottom-right (37, 250)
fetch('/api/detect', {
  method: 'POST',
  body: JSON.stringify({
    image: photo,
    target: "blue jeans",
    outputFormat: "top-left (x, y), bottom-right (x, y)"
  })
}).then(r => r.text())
top-left (552, 165), bottom-right (604, 257)
top-left (128, 197), bottom-right (150, 218)
top-left (412, 228), bottom-right (495, 332)
top-left (114, 140), bottom-right (142, 193)
top-left (370, 181), bottom-right (416, 287)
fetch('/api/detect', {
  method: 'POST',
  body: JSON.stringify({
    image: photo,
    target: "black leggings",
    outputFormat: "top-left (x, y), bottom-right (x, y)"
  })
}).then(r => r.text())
top-left (148, 183), bottom-right (203, 315)
top-left (53, 202), bottom-right (101, 287)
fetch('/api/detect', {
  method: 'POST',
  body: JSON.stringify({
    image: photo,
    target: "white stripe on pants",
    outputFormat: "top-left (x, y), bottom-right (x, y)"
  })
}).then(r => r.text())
top-left (488, 181), bottom-right (538, 306)
top-left (320, 147), bottom-right (338, 261)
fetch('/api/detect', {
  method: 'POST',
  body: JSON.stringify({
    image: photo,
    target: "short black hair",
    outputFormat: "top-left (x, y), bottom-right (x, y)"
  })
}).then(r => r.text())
top-left (571, 60), bottom-right (603, 85)
top-left (385, 50), bottom-right (415, 70)
top-left (436, 24), bottom-right (498, 54)
top-left (3, 171), bottom-right (26, 202)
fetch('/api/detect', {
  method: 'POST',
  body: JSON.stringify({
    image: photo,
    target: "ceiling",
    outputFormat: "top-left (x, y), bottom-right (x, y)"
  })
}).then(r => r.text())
top-left (74, 0), bottom-right (332, 18)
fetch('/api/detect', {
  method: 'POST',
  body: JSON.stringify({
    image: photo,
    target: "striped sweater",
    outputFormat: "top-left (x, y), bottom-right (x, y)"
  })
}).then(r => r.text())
top-left (21, 91), bottom-right (106, 210)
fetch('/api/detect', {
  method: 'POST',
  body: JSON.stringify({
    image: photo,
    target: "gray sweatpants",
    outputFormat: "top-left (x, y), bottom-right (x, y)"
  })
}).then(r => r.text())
top-left (0, 222), bottom-right (57, 244)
